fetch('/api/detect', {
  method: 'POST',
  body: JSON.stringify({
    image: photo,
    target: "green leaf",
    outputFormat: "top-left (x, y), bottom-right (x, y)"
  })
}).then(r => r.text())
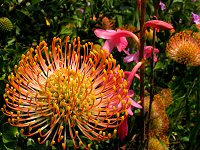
top-left (31, 0), bottom-right (41, 5)
top-left (189, 117), bottom-right (200, 148)
top-left (59, 26), bottom-right (73, 36)
top-left (27, 138), bottom-right (35, 146)
top-left (2, 124), bottom-right (19, 144)
top-left (181, 137), bottom-right (189, 142)
top-left (117, 15), bottom-right (123, 27)
top-left (4, 142), bottom-right (17, 150)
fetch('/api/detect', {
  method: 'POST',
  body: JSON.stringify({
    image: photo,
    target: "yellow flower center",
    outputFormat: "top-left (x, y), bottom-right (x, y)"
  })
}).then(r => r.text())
top-left (42, 67), bottom-right (96, 120)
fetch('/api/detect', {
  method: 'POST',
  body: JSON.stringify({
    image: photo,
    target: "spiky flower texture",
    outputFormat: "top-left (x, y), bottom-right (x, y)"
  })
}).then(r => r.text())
top-left (166, 31), bottom-right (200, 66)
top-left (0, 17), bottom-right (13, 33)
top-left (2, 37), bottom-right (139, 149)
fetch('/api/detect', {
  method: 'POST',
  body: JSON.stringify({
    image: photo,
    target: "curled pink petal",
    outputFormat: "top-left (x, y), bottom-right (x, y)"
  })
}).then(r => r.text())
top-left (127, 62), bottom-right (143, 89)
top-left (144, 20), bottom-right (174, 30)
top-left (94, 29), bottom-right (117, 39)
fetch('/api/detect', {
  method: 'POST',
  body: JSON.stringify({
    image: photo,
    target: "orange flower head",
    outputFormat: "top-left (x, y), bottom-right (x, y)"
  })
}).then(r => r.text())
top-left (166, 31), bottom-right (200, 66)
top-left (2, 37), bottom-right (133, 149)
top-left (144, 89), bottom-right (172, 137)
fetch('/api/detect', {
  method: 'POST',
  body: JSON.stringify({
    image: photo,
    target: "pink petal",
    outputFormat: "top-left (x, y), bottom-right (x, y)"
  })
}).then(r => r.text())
top-left (117, 37), bottom-right (128, 52)
top-left (135, 74), bottom-right (140, 79)
top-left (144, 46), bottom-right (160, 61)
top-left (127, 62), bottom-right (143, 89)
top-left (128, 90), bottom-right (134, 97)
top-left (192, 12), bottom-right (200, 24)
top-left (115, 29), bottom-right (139, 44)
top-left (118, 101), bottom-right (122, 108)
top-left (124, 71), bottom-right (140, 80)
top-left (128, 106), bottom-right (134, 115)
top-left (118, 117), bottom-right (128, 141)
top-left (159, 2), bottom-right (166, 11)
top-left (154, 48), bottom-right (160, 53)
top-left (129, 98), bottom-right (142, 108)
top-left (144, 46), bottom-right (153, 58)
top-left (102, 40), bottom-right (115, 53)
top-left (94, 29), bottom-right (117, 39)
top-left (124, 54), bottom-right (138, 63)
top-left (144, 20), bottom-right (174, 30)
top-left (154, 55), bottom-right (159, 62)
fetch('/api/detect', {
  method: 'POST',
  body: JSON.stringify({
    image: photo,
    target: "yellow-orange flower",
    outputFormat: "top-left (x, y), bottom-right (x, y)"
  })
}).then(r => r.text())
top-left (1, 37), bottom-right (137, 149)
top-left (144, 89), bottom-right (173, 137)
top-left (166, 31), bottom-right (200, 66)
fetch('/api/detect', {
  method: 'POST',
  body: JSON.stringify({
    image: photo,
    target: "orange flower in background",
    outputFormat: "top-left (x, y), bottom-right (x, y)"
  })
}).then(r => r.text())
top-left (2, 37), bottom-right (141, 149)
top-left (166, 31), bottom-right (200, 66)
top-left (101, 16), bottom-right (115, 30)
top-left (144, 89), bottom-right (173, 149)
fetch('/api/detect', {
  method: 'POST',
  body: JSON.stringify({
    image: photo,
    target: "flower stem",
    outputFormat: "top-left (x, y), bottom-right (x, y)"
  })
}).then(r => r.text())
top-left (146, 1), bottom-right (159, 149)
top-left (139, 0), bottom-right (147, 146)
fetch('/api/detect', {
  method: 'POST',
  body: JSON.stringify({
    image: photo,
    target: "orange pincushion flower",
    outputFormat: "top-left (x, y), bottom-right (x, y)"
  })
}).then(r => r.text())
top-left (144, 89), bottom-right (173, 137)
top-left (144, 97), bottom-right (169, 136)
top-left (166, 31), bottom-right (200, 66)
top-left (156, 89), bottom-right (173, 109)
top-left (1, 37), bottom-right (135, 149)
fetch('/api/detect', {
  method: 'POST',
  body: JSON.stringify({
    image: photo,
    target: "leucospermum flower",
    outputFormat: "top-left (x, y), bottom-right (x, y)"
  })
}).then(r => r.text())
top-left (166, 31), bottom-right (200, 66)
top-left (144, 89), bottom-right (172, 138)
top-left (2, 37), bottom-right (141, 149)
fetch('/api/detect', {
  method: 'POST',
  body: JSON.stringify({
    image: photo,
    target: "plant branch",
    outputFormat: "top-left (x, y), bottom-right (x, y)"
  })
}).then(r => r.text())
top-left (139, 0), bottom-right (147, 146)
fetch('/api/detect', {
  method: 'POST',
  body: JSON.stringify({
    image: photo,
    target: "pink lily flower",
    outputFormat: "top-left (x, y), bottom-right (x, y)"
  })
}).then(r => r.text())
top-left (144, 20), bottom-right (174, 32)
top-left (94, 29), bottom-right (139, 53)
top-left (124, 46), bottom-right (160, 63)
top-left (117, 62), bottom-right (142, 141)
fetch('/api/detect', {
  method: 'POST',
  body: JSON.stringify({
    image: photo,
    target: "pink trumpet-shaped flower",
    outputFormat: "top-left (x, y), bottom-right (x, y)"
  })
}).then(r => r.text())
top-left (94, 29), bottom-right (139, 53)
top-left (124, 46), bottom-right (160, 63)
top-left (144, 20), bottom-right (174, 31)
